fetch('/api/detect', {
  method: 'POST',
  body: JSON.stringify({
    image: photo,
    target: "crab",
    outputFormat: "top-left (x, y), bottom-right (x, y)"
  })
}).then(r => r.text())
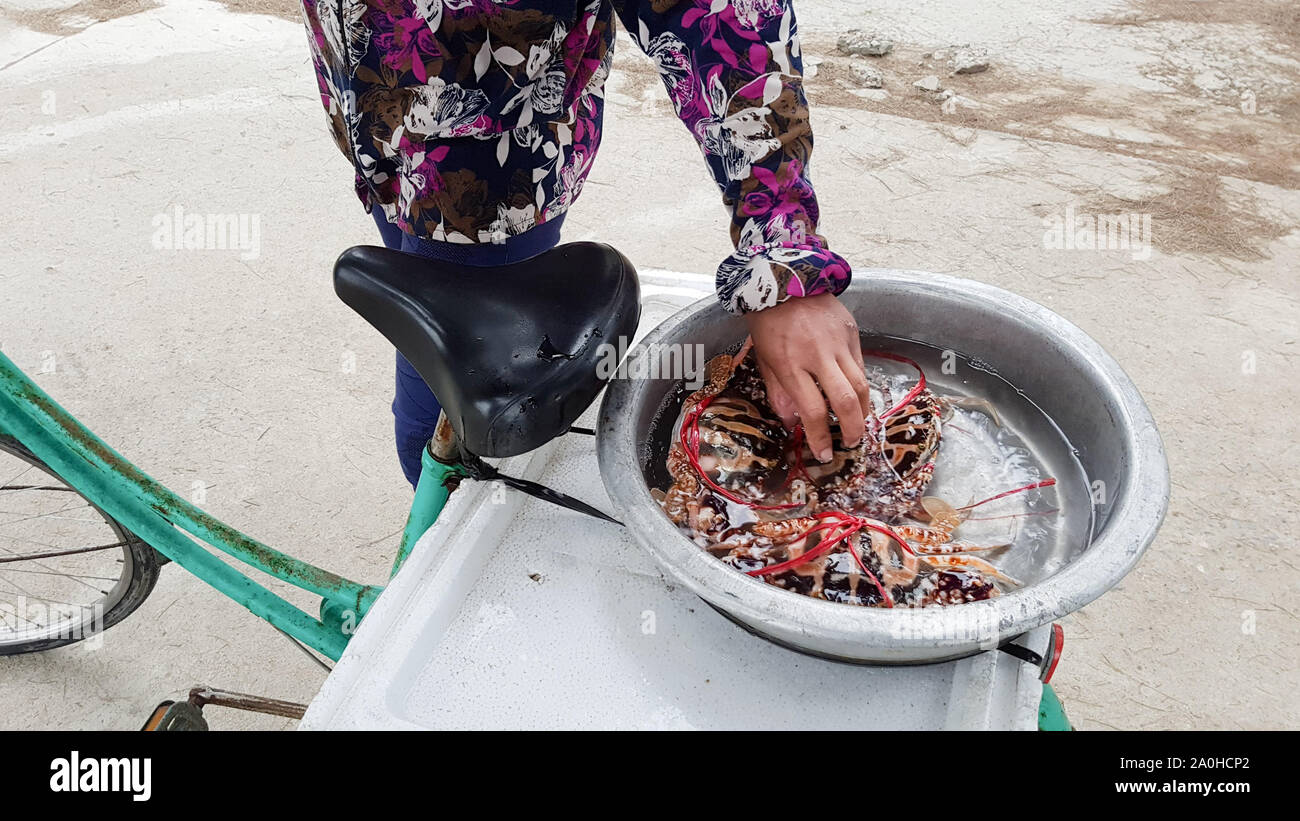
top-left (657, 343), bottom-right (811, 533)
top-left (708, 510), bottom-right (1020, 608)
top-left (655, 336), bottom-right (1044, 609)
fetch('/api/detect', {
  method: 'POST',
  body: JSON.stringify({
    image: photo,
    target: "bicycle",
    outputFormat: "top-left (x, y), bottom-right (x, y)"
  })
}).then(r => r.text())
top-left (0, 241), bottom-right (640, 661)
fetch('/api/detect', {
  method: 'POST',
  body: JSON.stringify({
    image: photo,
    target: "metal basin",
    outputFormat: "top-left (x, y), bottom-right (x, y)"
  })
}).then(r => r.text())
top-left (597, 269), bottom-right (1169, 664)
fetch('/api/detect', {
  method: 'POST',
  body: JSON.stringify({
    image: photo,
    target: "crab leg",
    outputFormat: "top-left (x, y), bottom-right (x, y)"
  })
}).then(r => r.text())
top-left (925, 555), bottom-right (1022, 587)
top-left (732, 336), bottom-right (754, 367)
top-left (941, 395), bottom-right (1003, 427)
top-left (895, 528), bottom-right (1012, 554)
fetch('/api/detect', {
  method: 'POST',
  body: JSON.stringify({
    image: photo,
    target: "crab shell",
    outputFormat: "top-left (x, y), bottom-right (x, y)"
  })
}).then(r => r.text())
top-left (713, 520), bottom-right (1002, 608)
top-left (814, 387), bottom-right (944, 521)
top-left (662, 348), bottom-right (810, 528)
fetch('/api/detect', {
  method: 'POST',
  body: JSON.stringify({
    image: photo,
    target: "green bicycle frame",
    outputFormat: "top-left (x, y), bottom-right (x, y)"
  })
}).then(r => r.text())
top-left (0, 350), bottom-right (457, 661)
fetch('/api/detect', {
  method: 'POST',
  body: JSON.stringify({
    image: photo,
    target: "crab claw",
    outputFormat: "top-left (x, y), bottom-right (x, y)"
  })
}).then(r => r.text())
top-left (926, 555), bottom-right (1021, 587)
top-left (913, 538), bottom-right (1012, 555)
top-left (919, 496), bottom-right (967, 529)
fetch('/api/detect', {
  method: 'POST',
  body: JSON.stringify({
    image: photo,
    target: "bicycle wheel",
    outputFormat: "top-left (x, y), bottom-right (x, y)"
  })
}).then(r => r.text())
top-left (0, 435), bottom-right (160, 655)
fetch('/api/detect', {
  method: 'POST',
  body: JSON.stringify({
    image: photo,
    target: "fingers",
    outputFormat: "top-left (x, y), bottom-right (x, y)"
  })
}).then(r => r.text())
top-left (785, 370), bottom-right (834, 462)
top-left (840, 318), bottom-right (871, 405)
top-left (757, 352), bottom-right (870, 460)
top-left (838, 351), bottom-right (874, 419)
top-left (843, 320), bottom-right (866, 366)
top-left (756, 358), bottom-right (799, 430)
top-left (818, 364), bottom-right (867, 449)
top-left (741, 293), bottom-right (872, 463)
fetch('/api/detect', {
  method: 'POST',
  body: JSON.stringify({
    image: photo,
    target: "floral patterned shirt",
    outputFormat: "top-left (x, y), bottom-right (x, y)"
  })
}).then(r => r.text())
top-left (300, 0), bottom-right (851, 313)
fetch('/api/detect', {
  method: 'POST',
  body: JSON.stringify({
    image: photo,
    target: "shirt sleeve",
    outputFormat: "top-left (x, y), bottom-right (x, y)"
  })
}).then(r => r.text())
top-left (612, 0), bottom-right (851, 314)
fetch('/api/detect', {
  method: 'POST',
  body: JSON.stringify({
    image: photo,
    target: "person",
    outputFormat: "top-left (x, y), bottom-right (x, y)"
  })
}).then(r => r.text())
top-left (301, 0), bottom-right (871, 487)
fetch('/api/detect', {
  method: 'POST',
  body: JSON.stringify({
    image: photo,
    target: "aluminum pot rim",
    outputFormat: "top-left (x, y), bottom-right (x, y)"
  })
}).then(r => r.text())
top-left (597, 269), bottom-right (1169, 655)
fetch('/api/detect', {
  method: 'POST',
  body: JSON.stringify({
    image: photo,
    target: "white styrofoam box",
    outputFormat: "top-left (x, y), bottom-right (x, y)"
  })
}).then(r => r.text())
top-left (302, 273), bottom-right (1045, 730)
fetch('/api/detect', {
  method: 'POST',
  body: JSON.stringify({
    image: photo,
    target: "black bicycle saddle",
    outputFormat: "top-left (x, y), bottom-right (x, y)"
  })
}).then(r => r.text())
top-left (333, 242), bottom-right (640, 458)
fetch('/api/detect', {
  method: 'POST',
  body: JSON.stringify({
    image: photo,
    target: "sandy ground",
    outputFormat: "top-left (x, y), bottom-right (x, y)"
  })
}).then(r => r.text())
top-left (0, 0), bottom-right (1296, 729)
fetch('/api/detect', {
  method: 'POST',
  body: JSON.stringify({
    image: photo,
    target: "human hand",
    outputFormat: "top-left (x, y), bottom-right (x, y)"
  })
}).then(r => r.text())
top-left (742, 294), bottom-right (872, 463)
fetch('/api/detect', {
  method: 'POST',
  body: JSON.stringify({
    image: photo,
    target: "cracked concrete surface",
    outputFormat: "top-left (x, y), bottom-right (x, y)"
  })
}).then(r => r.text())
top-left (0, 0), bottom-right (1296, 729)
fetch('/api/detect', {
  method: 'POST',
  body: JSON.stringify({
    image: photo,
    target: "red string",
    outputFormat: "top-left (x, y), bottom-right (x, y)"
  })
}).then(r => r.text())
top-left (745, 511), bottom-right (898, 606)
top-left (957, 478), bottom-right (1057, 511)
top-left (842, 533), bottom-right (894, 607)
top-left (860, 349), bottom-right (927, 420)
top-left (746, 515), bottom-right (855, 576)
top-left (678, 395), bottom-right (809, 511)
top-left (679, 349), bottom-right (1052, 601)
top-left (858, 519), bottom-right (916, 556)
top-left (678, 349), bottom-right (927, 511)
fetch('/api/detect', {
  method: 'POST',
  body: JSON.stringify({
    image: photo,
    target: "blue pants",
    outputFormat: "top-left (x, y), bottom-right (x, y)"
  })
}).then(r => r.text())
top-left (369, 210), bottom-right (561, 487)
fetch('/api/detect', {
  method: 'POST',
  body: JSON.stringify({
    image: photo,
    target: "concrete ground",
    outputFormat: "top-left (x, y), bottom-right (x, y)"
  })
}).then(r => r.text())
top-left (0, 0), bottom-right (1296, 729)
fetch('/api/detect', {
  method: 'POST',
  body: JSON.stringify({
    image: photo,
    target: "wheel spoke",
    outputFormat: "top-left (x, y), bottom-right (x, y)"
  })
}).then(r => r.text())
top-left (0, 496), bottom-right (91, 527)
top-left (2, 566), bottom-right (123, 582)
top-left (0, 484), bottom-right (77, 493)
top-left (0, 538), bottom-right (116, 595)
top-left (0, 441), bottom-right (147, 650)
top-left (0, 462), bottom-right (37, 490)
top-left (0, 541), bottom-right (131, 563)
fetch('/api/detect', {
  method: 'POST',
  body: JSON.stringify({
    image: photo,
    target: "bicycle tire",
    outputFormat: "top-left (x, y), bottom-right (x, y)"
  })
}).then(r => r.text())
top-left (0, 435), bottom-right (161, 655)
